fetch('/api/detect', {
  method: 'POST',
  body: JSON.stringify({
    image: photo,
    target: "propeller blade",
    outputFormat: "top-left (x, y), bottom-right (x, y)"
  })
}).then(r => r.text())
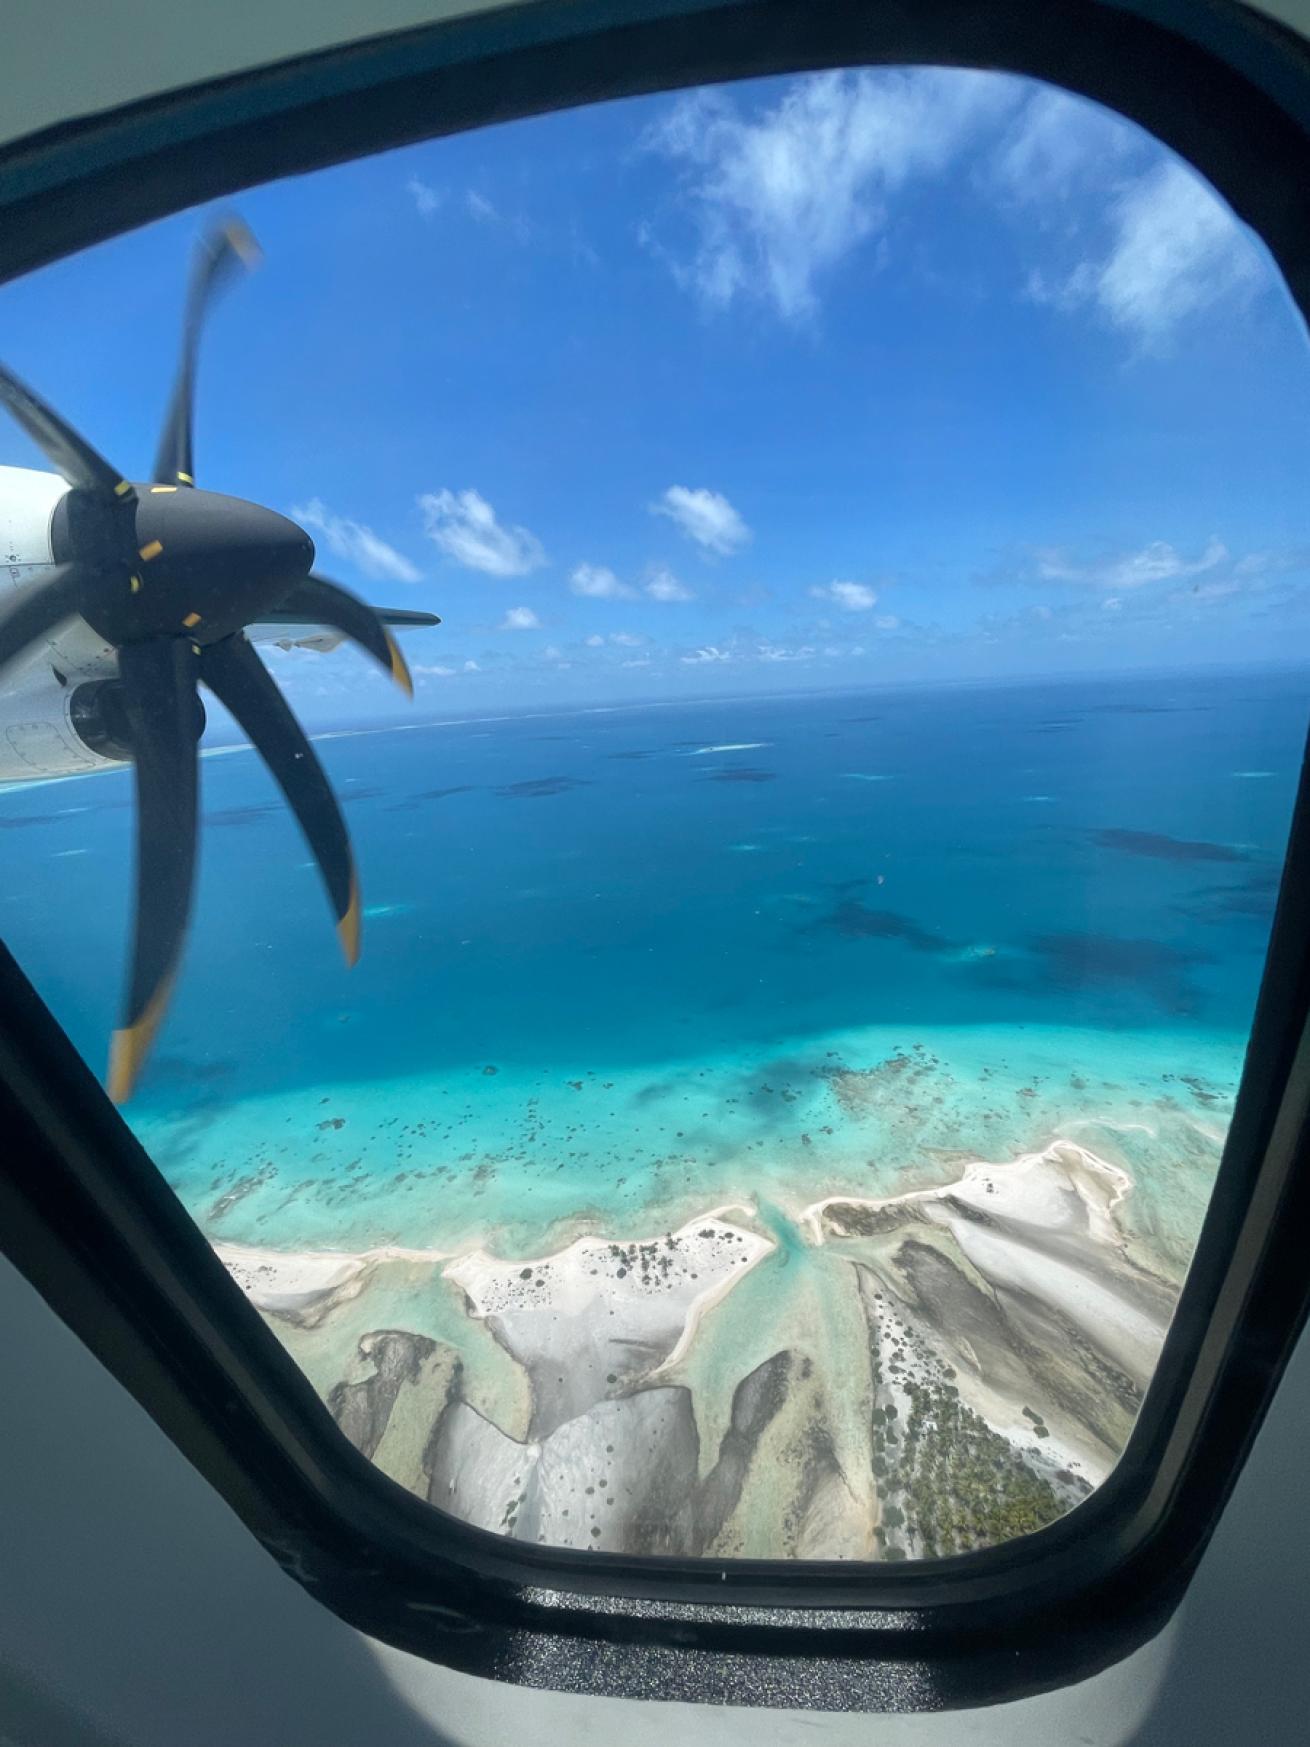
top-left (107, 639), bottom-right (201, 1103)
top-left (254, 603), bottom-right (441, 631)
top-left (0, 364), bottom-right (135, 502)
top-left (271, 574), bottom-right (416, 695)
top-left (0, 564), bottom-right (85, 675)
top-left (198, 633), bottom-right (361, 965)
top-left (152, 216), bottom-right (261, 488)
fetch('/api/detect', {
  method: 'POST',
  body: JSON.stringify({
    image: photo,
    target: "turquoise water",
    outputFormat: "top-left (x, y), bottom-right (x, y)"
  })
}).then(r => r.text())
top-left (1, 667), bottom-right (1304, 1263)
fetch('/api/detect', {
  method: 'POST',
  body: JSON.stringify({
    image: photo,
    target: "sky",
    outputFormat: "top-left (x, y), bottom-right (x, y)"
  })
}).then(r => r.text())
top-left (1, 66), bottom-right (1309, 726)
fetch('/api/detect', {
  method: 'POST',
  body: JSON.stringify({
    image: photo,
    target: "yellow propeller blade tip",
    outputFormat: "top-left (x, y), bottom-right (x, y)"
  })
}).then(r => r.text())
top-left (224, 218), bottom-right (263, 269)
top-left (106, 1033), bottom-right (138, 1105)
top-left (385, 630), bottom-right (414, 699)
top-left (106, 979), bottom-right (175, 1103)
top-left (337, 874), bottom-right (362, 966)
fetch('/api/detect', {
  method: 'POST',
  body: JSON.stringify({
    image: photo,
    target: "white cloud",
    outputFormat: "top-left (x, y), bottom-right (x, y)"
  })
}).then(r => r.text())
top-left (875, 614), bottom-right (901, 631)
top-left (499, 606), bottom-right (542, 630)
top-left (418, 489), bottom-right (546, 577)
top-left (645, 68), bottom-right (1015, 320)
top-left (542, 644), bottom-right (563, 660)
top-left (982, 86), bottom-right (1267, 349)
top-left (1236, 551), bottom-right (1284, 577)
top-left (1026, 161), bottom-right (1260, 347)
top-left (571, 227), bottom-right (601, 269)
top-left (463, 659), bottom-right (481, 673)
top-left (571, 563), bottom-right (636, 599)
top-left (464, 188), bottom-right (532, 244)
top-left (1095, 164), bottom-right (1259, 345)
top-left (1037, 537), bottom-right (1227, 590)
top-left (645, 567), bottom-right (695, 602)
top-left (810, 579), bottom-right (878, 611)
top-left (652, 486), bottom-right (751, 556)
top-left (758, 642), bottom-right (816, 663)
top-left (621, 658), bottom-right (652, 669)
top-left (1173, 577), bottom-right (1242, 603)
top-left (681, 645), bottom-right (731, 665)
top-left (583, 629), bottom-right (643, 648)
top-left (291, 498), bottom-right (421, 584)
top-left (987, 89), bottom-right (1135, 206)
top-left (406, 176), bottom-right (443, 218)
top-left (645, 69), bottom-right (1261, 346)
top-left (414, 663), bottom-right (456, 677)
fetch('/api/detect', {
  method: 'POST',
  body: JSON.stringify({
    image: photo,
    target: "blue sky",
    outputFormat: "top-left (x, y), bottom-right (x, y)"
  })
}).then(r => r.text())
top-left (2, 67), bottom-right (1309, 725)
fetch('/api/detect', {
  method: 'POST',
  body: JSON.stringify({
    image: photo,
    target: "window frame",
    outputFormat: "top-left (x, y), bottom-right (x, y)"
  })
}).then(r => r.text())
top-left (3, 0), bottom-right (1310, 1711)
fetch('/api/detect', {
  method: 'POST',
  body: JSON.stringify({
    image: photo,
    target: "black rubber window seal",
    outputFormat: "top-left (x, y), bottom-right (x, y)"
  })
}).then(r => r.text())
top-left (2, 0), bottom-right (1310, 1712)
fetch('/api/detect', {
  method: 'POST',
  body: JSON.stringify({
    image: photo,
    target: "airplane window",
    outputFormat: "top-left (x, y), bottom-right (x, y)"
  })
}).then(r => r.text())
top-left (1, 65), bottom-right (1306, 1570)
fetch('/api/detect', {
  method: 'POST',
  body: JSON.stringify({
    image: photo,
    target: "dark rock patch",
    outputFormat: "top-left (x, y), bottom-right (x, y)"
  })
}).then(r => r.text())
top-left (694, 1351), bottom-right (793, 1551)
top-left (329, 1330), bottom-right (440, 1461)
top-left (495, 776), bottom-right (593, 799)
top-left (1091, 827), bottom-right (1248, 864)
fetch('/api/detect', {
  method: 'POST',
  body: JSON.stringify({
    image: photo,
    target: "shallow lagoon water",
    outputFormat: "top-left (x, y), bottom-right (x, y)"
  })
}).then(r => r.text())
top-left (2, 667), bottom-right (1304, 1267)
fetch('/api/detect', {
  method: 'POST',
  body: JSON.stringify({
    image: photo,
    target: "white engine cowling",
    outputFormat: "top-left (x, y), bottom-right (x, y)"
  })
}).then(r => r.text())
top-left (1, 461), bottom-right (65, 583)
top-left (0, 676), bottom-right (131, 781)
top-left (0, 463), bottom-right (130, 780)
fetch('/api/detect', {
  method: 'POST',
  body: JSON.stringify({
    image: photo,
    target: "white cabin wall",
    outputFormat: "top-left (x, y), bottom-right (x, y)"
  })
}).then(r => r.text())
top-left (0, 1243), bottom-right (1306, 1747)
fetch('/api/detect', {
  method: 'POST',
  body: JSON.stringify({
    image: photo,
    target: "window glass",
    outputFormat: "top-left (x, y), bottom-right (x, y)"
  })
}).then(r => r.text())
top-left (1, 68), bottom-right (1307, 1563)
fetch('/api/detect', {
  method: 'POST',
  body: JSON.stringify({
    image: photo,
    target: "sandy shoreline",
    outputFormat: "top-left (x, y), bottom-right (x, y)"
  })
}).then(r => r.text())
top-left (446, 1213), bottom-right (773, 1439)
top-left (141, 1018), bottom-right (1235, 1276)
top-left (800, 1139), bottom-right (1176, 1501)
top-left (214, 1200), bottom-right (762, 1324)
top-left (214, 1136), bottom-right (1180, 1560)
top-left (799, 1140), bottom-right (1135, 1238)
top-left (799, 1142), bottom-right (1163, 1392)
top-left (214, 1240), bottom-right (455, 1322)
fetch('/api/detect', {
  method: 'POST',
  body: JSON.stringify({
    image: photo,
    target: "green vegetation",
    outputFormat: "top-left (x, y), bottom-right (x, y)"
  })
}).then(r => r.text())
top-left (867, 1284), bottom-right (1067, 1560)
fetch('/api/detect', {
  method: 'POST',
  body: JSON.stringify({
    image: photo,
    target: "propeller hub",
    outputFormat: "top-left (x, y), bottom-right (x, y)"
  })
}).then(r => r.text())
top-left (130, 488), bottom-right (315, 640)
top-left (56, 486), bottom-right (315, 645)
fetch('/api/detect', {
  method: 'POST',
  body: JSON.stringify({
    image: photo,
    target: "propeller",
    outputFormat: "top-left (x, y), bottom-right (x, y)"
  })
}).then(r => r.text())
top-left (153, 216), bottom-right (260, 489)
top-left (0, 217), bottom-right (440, 1102)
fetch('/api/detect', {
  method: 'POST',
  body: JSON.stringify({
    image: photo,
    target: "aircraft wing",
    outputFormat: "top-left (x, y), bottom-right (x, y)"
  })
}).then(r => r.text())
top-left (247, 604), bottom-right (439, 654)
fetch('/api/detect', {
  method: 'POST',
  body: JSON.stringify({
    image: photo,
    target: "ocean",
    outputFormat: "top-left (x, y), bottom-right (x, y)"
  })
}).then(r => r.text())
top-left (6, 664), bottom-right (1305, 1557)
top-left (2, 666), bottom-right (1302, 1268)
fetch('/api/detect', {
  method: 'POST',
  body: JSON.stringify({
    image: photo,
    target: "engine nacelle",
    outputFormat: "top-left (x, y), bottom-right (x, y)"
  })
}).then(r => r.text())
top-left (0, 676), bottom-right (130, 782)
top-left (0, 676), bottom-right (208, 782)
top-left (1, 463), bottom-right (139, 781)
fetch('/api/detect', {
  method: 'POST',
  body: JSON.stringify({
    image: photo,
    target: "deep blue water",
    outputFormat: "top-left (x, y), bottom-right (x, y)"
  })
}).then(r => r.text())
top-left (7, 669), bottom-right (1302, 1078)
top-left (1, 667), bottom-right (1305, 1251)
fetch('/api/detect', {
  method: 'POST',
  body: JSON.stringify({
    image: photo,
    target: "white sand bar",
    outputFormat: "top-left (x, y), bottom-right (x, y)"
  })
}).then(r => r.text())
top-left (804, 1140), bottom-right (1170, 1392)
top-left (445, 1213), bottom-right (772, 1436)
